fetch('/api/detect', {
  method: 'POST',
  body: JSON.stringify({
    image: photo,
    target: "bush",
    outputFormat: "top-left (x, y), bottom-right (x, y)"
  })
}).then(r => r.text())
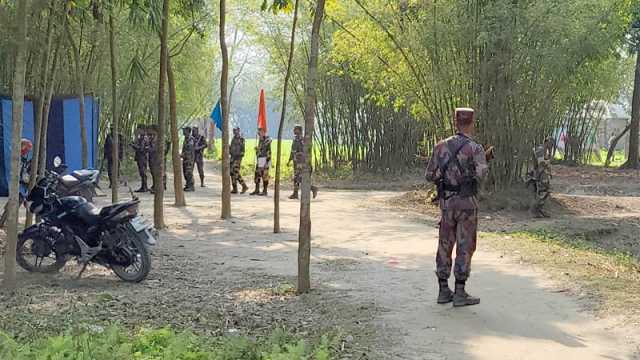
top-left (0, 326), bottom-right (334, 360)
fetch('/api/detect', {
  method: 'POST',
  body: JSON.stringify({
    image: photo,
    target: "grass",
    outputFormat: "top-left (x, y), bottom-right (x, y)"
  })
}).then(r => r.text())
top-left (483, 228), bottom-right (640, 322)
top-left (0, 326), bottom-right (335, 360)
top-left (554, 149), bottom-right (627, 167)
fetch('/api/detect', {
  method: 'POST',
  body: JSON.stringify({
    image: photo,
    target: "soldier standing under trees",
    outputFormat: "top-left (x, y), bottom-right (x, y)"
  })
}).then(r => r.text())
top-left (288, 125), bottom-right (318, 200)
top-left (425, 108), bottom-right (494, 307)
top-left (230, 127), bottom-right (249, 194)
top-left (147, 125), bottom-right (167, 193)
top-left (103, 133), bottom-right (123, 189)
top-left (250, 127), bottom-right (271, 196)
top-left (192, 126), bottom-right (208, 187)
top-left (181, 127), bottom-right (196, 192)
top-left (131, 125), bottom-right (150, 193)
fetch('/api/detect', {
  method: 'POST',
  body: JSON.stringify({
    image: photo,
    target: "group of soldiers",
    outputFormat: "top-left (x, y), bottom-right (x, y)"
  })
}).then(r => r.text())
top-left (105, 123), bottom-right (318, 199)
top-left (230, 125), bottom-right (318, 199)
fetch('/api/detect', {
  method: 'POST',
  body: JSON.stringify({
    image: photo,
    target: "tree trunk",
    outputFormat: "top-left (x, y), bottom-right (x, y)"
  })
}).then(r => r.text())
top-left (108, 13), bottom-right (119, 203)
top-left (605, 124), bottom-right (630, 167)
top-left (154, 0), bottom-right (169, 229)
top-left (274, 0), bottom-right (300, 233)
top-left (167, 56), bottom-right (186, 206)
top-left (4, 0), bottom-right (29, 290)
top-left (219, 0), bottom-right (231, 219)
top-left (298, 0), bottom-right (326, 295)
top-left (623, 53), bottom-right (640, 169)
top-left (65, 21), bottom-right (88, 169)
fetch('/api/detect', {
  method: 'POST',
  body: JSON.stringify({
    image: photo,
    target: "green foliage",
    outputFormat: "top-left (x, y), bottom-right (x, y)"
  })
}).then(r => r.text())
top-left (0, 326), bottom-right (336, 360)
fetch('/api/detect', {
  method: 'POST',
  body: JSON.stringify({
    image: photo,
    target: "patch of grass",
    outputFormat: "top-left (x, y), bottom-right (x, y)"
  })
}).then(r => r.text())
top-left (484, 228), bottom-right (640, 322)
top-left (0, 326), bottom-right (336, 360)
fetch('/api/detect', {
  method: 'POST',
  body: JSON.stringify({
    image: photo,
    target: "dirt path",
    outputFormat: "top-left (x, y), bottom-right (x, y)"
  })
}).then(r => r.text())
top-left (3, 161), bottom-right (639, 359)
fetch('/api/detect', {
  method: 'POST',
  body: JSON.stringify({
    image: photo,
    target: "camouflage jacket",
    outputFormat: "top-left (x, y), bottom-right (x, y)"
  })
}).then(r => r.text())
top-left (131, 136), bottom-right (150, 161)
top-left (193, 134), bottom-right (208, 155)
top-left (257, 136), bottom-right (272, 161)
top-left (425, 133), bottom-right (488, 210)
top-left (230, 136), bottom-right (245, 160)
top-left (182, 135), bottom-right (195, 162)
top-left (289, 135), bottom-right (304, 164)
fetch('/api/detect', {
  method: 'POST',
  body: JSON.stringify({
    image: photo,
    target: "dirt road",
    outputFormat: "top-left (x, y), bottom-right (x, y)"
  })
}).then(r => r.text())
top-left (111, 161), bottom-right (636, 360)
top-left (3, 162), bottom-right (639, 359)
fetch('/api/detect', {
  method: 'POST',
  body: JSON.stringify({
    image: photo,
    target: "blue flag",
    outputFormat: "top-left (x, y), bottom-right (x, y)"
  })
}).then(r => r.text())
top-left (210, 100), bottom-right (222, 131)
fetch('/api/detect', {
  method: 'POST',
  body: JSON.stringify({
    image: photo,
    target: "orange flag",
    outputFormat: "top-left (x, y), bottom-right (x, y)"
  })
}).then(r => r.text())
top-left (257, 89), bottom-right (267, 131)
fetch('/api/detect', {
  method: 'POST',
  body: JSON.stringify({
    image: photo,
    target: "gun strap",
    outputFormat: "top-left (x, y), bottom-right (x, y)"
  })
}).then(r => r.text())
top-left (439, 136), bottom-right (471, 183)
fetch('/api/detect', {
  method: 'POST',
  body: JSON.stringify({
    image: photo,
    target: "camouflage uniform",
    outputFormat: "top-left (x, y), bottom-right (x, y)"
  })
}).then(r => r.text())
top-left (250, 135), bottom-right (272, 196)
top-left (147, 131), bottom-right (168, 193)
top-left (230, 133), bottom-right (248, 193)
top-left (181, 129), bottom-right (196, 191)
top-left (103, 133), bottom-right (123, 188)
top-left (192, 127), bottom-right (208, 187)
top-left (425, 133), bottom-right (488, 283)
top-left (289, 132), bottom-right (318, 199)
top-left (131, 131), bottom-right (151, 192)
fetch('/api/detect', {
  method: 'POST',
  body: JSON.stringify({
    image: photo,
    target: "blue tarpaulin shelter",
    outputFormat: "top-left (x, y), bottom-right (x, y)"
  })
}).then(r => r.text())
top-left (0, 96), bottom-right (99, 196)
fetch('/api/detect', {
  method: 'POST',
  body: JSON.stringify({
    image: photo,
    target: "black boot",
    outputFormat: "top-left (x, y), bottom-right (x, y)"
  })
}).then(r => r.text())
top-left (250, 182), bottom-right (260, 195)
top-left (135, 178), bottom-right (148, 193)
top-left (453, 280), bottom-right (480, 307)
top-left (200, 176), bottom-right (205, 188)
top-left (311, 185), bottom-right (319, 199)
top-left (437, 278), bottom-right (453, 304)
top-left (231, 183), bottom-right (238, 194)
top-left (240, 182), bottom-right (249, 194)
top-left (260, 181), bottom-right (268, 196)
top-left (289, 185), bottom-right (299, 200)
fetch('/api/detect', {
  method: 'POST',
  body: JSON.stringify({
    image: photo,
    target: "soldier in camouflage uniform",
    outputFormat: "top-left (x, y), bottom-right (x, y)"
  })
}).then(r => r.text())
top-left (230, 127), bottom-right (249, 194)
top-left (250, 127), bottom-right (271, 196)
top-left (181, 127), bottom-right (196, 192)
top-left (147, 126), bottom-right (168, 193)
top-left (192, 126), bottom-right (208, 187)
top-left (131, 125), bottom-right (151, 193)
top-left (288, 125), bottom-right (318, 199)
top-left (425, 108), bottom-right (493, 307)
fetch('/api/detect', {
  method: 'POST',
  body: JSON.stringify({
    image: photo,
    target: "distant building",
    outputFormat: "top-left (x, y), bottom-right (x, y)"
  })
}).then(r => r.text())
top-left (596, 103), bottom-right (630, 151)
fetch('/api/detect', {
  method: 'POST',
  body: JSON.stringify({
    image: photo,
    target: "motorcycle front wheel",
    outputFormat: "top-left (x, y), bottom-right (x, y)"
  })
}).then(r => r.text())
top-left (111, 230), bottom-right (151, 282)
top-left (16, 235), bottom-right (67, 273)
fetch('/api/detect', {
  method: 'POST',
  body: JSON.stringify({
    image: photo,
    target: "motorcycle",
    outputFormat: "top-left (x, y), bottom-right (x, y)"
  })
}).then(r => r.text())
top-left (16, 170), bottom-right (157, 282)
top-left (52, 156), bottom-right (100, 202)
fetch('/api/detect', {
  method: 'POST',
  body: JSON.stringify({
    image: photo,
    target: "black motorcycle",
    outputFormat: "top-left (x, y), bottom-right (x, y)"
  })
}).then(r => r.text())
top-left (16, 170), bottom-right (157, 282)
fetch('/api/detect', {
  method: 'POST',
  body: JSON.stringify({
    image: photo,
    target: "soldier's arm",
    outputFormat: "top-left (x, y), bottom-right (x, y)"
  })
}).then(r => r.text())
top-left (472, 144), bottom-right (489, 181)
top-left (425, 148), bottom-right (440, 183)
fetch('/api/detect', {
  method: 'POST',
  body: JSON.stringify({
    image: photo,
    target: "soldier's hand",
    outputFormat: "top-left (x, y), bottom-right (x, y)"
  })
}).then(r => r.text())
top-left (485, 146), bottom-right (495, 162)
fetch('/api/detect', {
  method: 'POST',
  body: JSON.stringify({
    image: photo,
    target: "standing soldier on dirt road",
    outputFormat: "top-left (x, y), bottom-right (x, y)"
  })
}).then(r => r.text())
top-left (425, 108), bottom-right (494, 307)
top-left (131, 125), bottom-right (150, 193)
top-left (103, 133), bottom-right (123, 189)
top-left (230, 127), bottom-right (249, 194)
top-left (288, 125), bottom-right (318, 200)
top-left (192, 126), bottom-right (208, 188)
top-left (181, 127), bottom-right (196, 192)
top-left (250, 127), bottom-right (272, 196)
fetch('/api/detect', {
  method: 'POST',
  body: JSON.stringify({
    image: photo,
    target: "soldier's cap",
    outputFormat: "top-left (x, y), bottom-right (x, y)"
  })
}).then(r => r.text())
top-left (455, 107), bottom-right (475, 127)
top-left (233, 127), bottom-right (241, 132)
top-left (294, 125), bottom-right (303, 131)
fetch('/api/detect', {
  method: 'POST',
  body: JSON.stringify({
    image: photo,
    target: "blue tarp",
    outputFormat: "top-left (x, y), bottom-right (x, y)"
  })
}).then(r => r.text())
top-left (0, 96), bottom-right (99, 196)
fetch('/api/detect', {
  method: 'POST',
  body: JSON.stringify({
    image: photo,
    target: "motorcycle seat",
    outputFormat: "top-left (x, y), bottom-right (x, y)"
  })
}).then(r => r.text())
top-left (75, 202), bottom-right (102, 225)
top-left (60, 174), bottom-right (80, 187)
top-left (99, 201), bottom-right (135, 217)
top-left (72, 169), bottom-right (98, 182)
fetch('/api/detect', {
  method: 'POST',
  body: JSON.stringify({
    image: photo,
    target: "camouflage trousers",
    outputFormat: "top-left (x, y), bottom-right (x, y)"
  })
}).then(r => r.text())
top-left (230, 159), bottom-right (246, 186)
top-left (254, 164), bottom-right (270, 183)
top-left (436, 209), bottom-right (478, 282)
top-left (293, 163), bottom-right (303, 186)
top-left (195, 154), bottom-right (204, 181)
top-left (183, 159), bottom-right (195, 189)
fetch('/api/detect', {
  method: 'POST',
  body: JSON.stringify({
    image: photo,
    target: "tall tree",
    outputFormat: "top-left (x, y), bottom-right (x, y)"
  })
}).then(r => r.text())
top-left (167, 56), bottom-right (186, 207)
top-left (108, 7), bottom-right (119, 203)
top-left (3, 0), bottom-right (29, 290)
top-left (64, 17), bottom-right (88, 168)
top-left (274, 0), bottom-right (300, 233)
top-left (154, 0), bottom-right (170, 229)
top-left (624, 8), bottom-right (640, 169)
top-left (298, 0), bottom-right (326, 294)
top-left (220, 0), bottom-right (231, 219)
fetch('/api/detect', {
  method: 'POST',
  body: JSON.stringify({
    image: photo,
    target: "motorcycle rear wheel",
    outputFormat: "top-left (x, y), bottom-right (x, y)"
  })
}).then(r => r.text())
top-left (16, 235), bottom-right (67, 273)
top-left (111, 231), bottom-right (151, 282)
